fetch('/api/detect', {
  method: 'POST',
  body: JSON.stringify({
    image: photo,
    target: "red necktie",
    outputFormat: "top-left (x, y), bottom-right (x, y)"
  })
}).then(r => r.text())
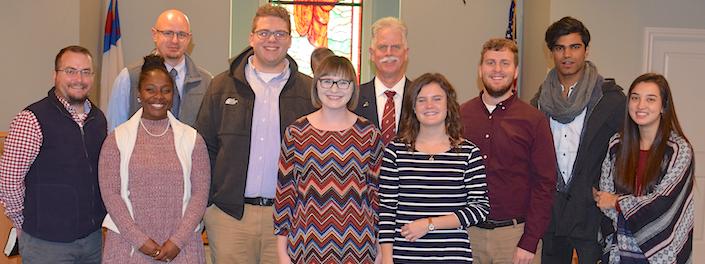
top-left (381, 90), bottom-right (397, 145)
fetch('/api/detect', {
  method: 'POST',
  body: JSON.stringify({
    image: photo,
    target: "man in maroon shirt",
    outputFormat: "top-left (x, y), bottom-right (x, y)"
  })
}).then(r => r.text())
top-left (460, 38), bottom-right (556, 264)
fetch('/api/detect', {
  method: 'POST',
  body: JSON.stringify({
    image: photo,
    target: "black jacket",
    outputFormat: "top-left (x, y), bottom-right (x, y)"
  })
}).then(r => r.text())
top-left (194, 47), bottom-right (315, 220)
top-left (532, 78), bottom-right (626, 240)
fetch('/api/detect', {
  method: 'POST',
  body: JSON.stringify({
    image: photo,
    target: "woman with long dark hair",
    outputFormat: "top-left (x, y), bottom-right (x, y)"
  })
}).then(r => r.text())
top-left (594, 73), bottom-right (694, 263)
top-left (378, 73), bottom-right (489, 263)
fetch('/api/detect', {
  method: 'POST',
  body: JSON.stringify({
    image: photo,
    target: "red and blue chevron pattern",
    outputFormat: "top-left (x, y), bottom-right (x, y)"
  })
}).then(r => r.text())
top-left (275, 116), bottom-right (384, 264)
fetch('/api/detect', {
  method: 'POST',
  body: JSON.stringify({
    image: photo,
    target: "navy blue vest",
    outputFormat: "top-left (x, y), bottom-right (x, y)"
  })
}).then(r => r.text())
top-left (23, 88), bottom-right (107, 242)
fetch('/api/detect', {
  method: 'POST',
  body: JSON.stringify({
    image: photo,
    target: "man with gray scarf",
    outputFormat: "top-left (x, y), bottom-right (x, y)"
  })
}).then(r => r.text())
top-left (531, 16), bottom-right (626, 263)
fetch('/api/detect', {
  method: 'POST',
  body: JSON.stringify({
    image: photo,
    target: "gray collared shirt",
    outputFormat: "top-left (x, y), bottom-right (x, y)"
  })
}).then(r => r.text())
top-left (243, 56), bottom-right (291, 198)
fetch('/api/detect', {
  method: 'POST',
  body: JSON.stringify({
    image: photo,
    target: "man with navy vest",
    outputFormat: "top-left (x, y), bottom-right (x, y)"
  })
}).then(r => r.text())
top-left (0, 45), bottom-right (107, 263)
top-left (106, 9), bottom-right (212, 130)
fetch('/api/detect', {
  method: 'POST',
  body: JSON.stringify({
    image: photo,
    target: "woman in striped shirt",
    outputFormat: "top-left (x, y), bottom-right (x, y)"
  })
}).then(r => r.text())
top-left (378, 73), bottom-right (490, 263)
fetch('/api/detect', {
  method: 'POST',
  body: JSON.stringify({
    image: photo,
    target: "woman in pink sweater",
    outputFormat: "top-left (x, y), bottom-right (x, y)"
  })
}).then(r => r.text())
top-left (99, 55), bottom-right (210, 263)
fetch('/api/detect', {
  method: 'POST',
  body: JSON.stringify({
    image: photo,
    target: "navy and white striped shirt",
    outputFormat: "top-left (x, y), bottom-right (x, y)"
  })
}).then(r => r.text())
top-left (378, 139), bottom-right (489, 263)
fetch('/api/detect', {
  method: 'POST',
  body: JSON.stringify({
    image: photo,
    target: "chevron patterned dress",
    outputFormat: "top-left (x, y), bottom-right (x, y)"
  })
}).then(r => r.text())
top-left (274, 116), bottom-right (384, 264)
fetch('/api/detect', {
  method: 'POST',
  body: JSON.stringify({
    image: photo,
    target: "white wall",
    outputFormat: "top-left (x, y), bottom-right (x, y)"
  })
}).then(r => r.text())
top-left (401, 0), bottom-right (511, 102)
top-left (0, 1), bottom-right (82, 131)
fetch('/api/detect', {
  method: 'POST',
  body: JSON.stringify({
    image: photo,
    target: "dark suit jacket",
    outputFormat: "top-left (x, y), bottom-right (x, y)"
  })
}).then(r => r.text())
top-left (532, 78), bottom-right (626, 241)
top-left (354, 77), bottom-right (412, 129)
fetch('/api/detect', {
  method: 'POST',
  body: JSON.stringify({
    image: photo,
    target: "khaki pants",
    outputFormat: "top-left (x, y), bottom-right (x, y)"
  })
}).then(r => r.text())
top-left (204, 204), bottom-right (278, 264)
top-left (468, 223), bottom-right (542, 264)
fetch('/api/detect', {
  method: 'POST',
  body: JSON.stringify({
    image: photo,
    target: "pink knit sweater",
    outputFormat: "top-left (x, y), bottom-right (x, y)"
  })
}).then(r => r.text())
top-left (99, 118), bottom-right (210, 263)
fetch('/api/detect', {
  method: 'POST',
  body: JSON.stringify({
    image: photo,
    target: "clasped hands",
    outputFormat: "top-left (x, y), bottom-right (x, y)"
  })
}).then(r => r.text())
top-left (139, 238), bottom-right (181, 262)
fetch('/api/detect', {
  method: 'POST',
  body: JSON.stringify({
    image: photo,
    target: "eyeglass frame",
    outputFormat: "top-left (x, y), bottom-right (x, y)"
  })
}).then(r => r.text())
top-left (55, 68), bottom-right (95, 78)
top-left (153, 28), bottom-right (192, 40)
top-left (318, 79), bottom-right (353, 90)
top-left (253, 30), bottom-right (291, 41)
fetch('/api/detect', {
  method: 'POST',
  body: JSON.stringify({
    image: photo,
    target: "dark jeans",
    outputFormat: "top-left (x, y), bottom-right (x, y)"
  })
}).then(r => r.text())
top-left (18, 229), bottom-right (102, 264)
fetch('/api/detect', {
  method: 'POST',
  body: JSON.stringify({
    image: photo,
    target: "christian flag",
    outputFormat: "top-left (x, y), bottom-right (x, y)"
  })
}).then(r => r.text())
top-left (100, 0), bottom-right (124, 109)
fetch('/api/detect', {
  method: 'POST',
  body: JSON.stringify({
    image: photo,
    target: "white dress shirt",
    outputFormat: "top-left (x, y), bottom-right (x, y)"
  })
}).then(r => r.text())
top-left (374, 76), bottom-right (406, 127)
top-left (549, 83), bottom-right (585, 185)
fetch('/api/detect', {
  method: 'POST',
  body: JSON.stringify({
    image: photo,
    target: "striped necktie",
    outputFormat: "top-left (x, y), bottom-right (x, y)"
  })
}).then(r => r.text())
top-left (381, 90), bottom-right (397, 145)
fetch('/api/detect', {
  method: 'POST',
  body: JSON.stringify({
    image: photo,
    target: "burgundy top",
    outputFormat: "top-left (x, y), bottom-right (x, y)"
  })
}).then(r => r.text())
top-left (460, 94), bottom-right (557, 253)
top-left (634, 150), bottom-right (650, 196)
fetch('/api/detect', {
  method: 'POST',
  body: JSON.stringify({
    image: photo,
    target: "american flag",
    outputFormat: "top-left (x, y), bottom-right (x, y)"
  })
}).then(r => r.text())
top-left (505, 0), bottom-right (517, 41)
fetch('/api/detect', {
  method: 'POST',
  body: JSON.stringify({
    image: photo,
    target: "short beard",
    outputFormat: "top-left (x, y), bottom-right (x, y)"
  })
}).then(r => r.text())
top-left (483, 82), bottom-right (512, 98)
top-left (57, 85), bottom-right (89, 105)
top-left (67, 94), bottom-right (89, 105)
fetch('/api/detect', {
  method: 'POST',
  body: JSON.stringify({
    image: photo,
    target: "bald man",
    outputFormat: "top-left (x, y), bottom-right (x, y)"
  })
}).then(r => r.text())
top-left (106, 9), bottom-right (212, 130)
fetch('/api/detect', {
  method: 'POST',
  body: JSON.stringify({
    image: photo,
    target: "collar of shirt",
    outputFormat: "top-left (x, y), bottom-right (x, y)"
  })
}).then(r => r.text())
top-left (374, 76), bottom-right (406, 127)
top-left (246, 55), bottom-right (291, 84)
top-left (165, 58), bottom-right (186, 75)
top-left (374, 76), bottom-right (406, 98)
top-left (479, 91), bottom-right (518, 114)
top-left (56, 95), bottom-right (91, 126)
top-left (561, 82), bottom-right (578, 97)
top-left (166, 58), bottom-right (187, 93)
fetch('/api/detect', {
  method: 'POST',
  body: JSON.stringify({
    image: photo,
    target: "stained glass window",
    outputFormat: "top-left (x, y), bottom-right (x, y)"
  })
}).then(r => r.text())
top-left (270, 0), bottom-right (363, 78)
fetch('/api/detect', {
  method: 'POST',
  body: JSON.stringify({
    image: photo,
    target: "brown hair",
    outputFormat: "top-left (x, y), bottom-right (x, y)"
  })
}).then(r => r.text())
top-left (398, 73), bottom-right (463, 150)
top-left (55, 45), bottom-right (93, 70)
top-left (310, 47), bottom-right (334, 73)
top-left (614, 73), bottom-right (689, 194)
top-left (311, 56), bottom-right (359, 111)
top-left (480, 38), bottom-right (518, 66)
top-left (252, 4), bottom-right (291, 33)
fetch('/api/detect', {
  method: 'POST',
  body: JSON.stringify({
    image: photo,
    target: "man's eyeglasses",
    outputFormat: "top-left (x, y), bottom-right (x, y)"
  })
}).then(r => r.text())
top-left (154, 28), bottom-right (191, 40)
top-left (254, 30), bottom-right (290, 41)
top-left (319, 79), bottom-right (353, 90)
top-left (56, 68), bottom-right (94, 78)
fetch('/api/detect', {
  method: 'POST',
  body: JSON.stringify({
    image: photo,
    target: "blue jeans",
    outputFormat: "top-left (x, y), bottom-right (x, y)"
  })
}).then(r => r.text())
top-left (19, 229), bottom-right (102, 264)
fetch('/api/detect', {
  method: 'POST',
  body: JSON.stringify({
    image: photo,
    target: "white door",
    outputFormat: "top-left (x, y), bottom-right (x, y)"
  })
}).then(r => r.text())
top-left (644, 27), bottom-right (705, 263)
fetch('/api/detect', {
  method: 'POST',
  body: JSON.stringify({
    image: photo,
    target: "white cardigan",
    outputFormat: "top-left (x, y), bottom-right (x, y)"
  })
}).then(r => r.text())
top-left (102, 108), bottom-right (197, 234)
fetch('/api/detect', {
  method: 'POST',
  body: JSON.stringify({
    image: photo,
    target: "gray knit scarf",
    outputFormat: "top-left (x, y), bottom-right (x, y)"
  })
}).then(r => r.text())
top-left (538, 61), bottom-right (603, 124)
